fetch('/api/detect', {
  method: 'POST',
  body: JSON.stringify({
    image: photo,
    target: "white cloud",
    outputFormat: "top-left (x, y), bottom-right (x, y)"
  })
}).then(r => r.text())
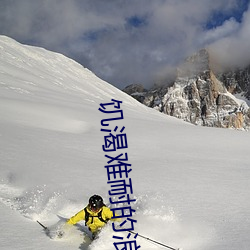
top-left (209, 5), bottom-right (250, 68)
top-left (0, 0), bottom-right (249, 88)
top-left (200, 18), bottom-right (240, 45)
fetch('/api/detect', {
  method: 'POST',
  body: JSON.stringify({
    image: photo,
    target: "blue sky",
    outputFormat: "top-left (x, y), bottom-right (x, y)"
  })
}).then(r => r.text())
top-left (0, 0), bottom-right (249, 89)
top-left (206, 0), bottom-right (249, 28)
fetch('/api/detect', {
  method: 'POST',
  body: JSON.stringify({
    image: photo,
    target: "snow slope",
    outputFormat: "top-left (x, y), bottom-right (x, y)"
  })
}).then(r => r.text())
top-left (0, 35), bottom-right (250, 250)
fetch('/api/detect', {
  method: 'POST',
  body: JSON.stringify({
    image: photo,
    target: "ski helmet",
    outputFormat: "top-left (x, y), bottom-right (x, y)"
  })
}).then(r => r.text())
top-left (89, 195), bottom-right (104, 211)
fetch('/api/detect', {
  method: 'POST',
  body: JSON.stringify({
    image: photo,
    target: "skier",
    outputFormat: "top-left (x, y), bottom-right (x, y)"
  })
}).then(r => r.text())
top-left (66, 194), bottom-right (119, 239)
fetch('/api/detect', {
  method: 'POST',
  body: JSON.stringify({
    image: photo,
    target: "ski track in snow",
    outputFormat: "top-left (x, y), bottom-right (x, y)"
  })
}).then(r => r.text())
top-left (0, 179), bottom-right (213, 250)
top-left (0, 181), bottom-right (62, 221)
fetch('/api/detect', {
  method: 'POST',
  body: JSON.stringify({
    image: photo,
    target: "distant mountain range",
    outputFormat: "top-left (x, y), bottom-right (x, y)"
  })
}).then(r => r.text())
top-left (123, 49), bottom-right (250, 130)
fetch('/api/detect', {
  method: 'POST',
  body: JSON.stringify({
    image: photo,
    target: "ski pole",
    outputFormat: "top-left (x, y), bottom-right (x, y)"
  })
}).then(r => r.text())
top-left (128, 230), bottom-right (181, 250)
top-left (37, 220), bottom-right (48, 230)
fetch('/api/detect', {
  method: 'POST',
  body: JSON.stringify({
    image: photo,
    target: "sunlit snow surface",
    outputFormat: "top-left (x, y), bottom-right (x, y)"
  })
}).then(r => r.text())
top-left (0, 36), bottom-right (250, 250)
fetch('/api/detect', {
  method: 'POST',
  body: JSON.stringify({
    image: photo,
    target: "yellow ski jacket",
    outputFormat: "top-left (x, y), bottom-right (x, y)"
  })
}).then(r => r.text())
top-left (67, 206), bottom-right (118, 233)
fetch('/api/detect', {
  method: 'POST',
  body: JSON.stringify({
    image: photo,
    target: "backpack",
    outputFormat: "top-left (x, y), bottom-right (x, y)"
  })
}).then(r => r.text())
top-left (84, 206), bottom-right (109, 226)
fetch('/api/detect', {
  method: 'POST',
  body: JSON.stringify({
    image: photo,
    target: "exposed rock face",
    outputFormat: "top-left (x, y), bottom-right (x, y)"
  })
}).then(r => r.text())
top-left (123, 49), bottom-right (250, 130)
top-left (217, 66), bottom-right (250, 99)
top-left (123, 84), bottom-right (147, 103)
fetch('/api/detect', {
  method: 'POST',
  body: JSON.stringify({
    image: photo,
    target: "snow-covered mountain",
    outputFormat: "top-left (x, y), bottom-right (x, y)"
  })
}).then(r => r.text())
top-left (124, 49), bottom-right (250, 130)
top-left (1, 36), bottom-right (250, 250)
top-left (217, 65), bottom-right (250, 100)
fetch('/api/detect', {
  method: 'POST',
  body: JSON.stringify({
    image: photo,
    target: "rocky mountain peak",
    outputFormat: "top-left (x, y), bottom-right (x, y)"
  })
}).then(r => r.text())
top-left (177, 48), bottom-right (210, 78)
top-left (123, 49), bottom-right (250, 130)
